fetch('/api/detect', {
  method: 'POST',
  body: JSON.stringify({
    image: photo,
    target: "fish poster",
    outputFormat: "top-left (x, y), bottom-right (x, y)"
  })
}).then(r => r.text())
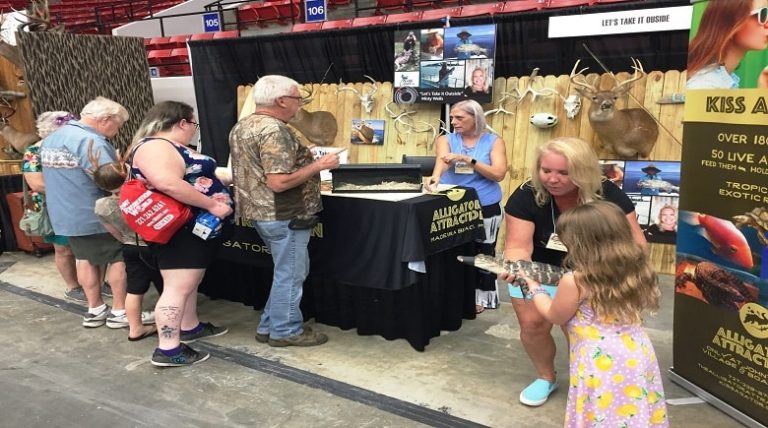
top-left (393, 24), bottom-right (496, 104)
top-left (671, 2), bottom-right (768, 424)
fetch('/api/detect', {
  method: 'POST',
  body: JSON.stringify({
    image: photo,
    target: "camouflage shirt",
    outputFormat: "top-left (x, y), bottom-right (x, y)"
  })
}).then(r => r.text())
top-left (229, 113), bottom-right (321, 221)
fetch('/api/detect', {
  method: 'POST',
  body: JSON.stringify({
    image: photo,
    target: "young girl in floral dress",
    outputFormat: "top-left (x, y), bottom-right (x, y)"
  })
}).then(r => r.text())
top-left (517, 200), bottom-right (668, 427)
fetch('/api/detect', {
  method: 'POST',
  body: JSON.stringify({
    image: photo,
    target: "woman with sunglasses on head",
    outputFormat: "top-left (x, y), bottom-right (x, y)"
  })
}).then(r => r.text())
top-left (128, 101), bottom-right (234, 367)
top-left (687, 0), bottom-right (768, 89)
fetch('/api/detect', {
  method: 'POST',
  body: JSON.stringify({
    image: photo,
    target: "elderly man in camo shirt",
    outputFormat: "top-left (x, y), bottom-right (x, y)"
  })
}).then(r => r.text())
top-left (228, 75), bottom-right (340, 347)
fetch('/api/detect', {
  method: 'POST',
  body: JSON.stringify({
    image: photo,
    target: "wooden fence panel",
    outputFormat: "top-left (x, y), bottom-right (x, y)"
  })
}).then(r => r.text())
top-left (236, 70), bottom-right (684, 273)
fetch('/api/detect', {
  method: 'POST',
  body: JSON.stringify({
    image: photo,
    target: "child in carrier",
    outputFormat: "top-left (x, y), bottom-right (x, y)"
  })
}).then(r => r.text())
top-left (93, 160), bottom-right (163, 341)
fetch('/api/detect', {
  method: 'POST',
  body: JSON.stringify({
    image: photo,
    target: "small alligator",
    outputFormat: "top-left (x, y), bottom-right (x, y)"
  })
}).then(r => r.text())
top-left (457, 254), bottom-right (566, 298)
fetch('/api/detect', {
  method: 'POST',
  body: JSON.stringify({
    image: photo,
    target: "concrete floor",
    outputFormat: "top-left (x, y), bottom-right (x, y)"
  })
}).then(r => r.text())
top-left (0, 250), bottom-right (741, 427)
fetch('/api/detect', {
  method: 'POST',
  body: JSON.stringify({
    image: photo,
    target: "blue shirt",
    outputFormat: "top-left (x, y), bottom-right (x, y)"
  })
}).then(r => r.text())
top-left (440, 132), bottom-right (501, 207)
top-left (40, 121), bottom-right (117, 236)
top-left (687, 64), bottom-right (740, 89)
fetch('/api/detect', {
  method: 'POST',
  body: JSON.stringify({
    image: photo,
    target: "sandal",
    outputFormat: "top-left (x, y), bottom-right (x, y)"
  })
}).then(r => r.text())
top-left (475, 305), bottom-right (485, 314)
top-left (128, 326), bottom-right (158, 342)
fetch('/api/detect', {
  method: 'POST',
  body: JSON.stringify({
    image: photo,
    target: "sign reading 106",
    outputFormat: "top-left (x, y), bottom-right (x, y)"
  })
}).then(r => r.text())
top-left (304, 0), bottom-right (327, 23)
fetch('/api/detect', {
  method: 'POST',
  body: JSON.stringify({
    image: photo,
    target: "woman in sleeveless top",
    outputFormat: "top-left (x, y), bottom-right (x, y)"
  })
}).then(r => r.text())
top-left (129, 101), bottom-right (233, 367)
top-left (427, 99), bottom-right (507, 314)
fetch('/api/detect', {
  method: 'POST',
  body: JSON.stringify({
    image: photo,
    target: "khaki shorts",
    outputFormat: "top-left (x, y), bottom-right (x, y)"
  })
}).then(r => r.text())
top-left (68, 233), bottom-right (123, 265)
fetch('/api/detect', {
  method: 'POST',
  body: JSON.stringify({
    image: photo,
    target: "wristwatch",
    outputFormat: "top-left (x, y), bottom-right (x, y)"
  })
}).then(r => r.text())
top-left (470, 158), bottom-right (477, 165)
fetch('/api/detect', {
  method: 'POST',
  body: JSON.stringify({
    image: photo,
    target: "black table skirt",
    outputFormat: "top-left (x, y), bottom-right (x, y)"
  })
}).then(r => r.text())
top-left (200, 242), bottom-right (478, 351)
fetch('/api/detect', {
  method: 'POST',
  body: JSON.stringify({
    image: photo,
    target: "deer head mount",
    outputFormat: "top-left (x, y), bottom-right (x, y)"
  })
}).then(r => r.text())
top-left (337, 75), bottom-right (378, 113)
top-left (0, 1), bottom-right (63, 70)
top-left (288, 83), bottom-right (338, 147)
top-left (0, 93), bottom-right (37, 155)
top-left (570, 58), bottom-right (659, 158)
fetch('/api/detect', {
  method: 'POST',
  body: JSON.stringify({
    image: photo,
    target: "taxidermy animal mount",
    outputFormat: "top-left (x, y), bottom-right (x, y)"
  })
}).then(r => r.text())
top-left (570, 58), bottom-right (659, 158)
top-left (337, 75), bottom-right (379, 113)
top-left (288, 85), bottom-right (338, 147)
top-left (1, 117), bottom-right (39, 156)
top-left (0, 94), bottom-right (37, 156)
top-left (0, 0), bottom-right (64, 70)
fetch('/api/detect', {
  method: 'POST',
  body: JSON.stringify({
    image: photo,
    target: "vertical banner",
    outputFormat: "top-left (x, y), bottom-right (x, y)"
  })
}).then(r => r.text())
top-left (393, 24), bottom-right (496, 104)
top-left (672, 2), bottom-right (768, 426)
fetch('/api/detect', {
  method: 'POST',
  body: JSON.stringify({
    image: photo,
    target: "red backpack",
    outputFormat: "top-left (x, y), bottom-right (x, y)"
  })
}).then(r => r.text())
top-left (118, 139), bottom-right (192, 244)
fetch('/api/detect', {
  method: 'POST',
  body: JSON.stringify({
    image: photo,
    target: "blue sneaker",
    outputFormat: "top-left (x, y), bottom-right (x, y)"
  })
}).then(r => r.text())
top-left (519, 378), bottom-right (557, 406)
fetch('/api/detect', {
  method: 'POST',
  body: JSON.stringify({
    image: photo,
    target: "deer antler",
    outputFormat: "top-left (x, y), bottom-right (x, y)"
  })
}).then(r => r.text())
top-left (86, 139), bottom-right (102, 173)
top-left (516, 68), bottom-right (560, 103)
top-left (336, 80), bottom-right (360, 96)
top-left (615, 58), bottom-right (646, 91)
top-left (484, 91), bottom-right (517, 117)
top-left (297, 84), bottom-right (315, 105)
top-left (385, 102), bottom-right (417, 132)
top-left (338, 76), bottom-right (379, 113)
top-left (568, 60), bottom-right (598, 94)
top-left (385, 102), bottom-right (437, 145)
top-left (14, 0), bottom-right (63, 33)
top-left (363, 75), bottom-right (378, 96)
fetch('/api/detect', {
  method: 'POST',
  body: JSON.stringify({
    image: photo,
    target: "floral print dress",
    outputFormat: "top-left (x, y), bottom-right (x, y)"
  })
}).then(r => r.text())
top-left (21, 144), bottom-right (45, 210)
top-left (565, 303), bottom-right (668, 428)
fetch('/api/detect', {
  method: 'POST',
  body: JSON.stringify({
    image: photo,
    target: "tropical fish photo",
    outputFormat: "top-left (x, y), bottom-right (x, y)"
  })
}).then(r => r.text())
top-left (678, 210), bottom-right (753, 270)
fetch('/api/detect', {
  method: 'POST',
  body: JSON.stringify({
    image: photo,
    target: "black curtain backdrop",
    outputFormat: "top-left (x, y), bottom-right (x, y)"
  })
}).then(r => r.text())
top-left (190, 0), bottom-right (690, 163)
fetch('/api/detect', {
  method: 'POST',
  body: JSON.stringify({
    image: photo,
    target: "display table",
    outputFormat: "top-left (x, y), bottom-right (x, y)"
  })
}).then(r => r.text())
top-left (200, 188), bottom-right (485, 351)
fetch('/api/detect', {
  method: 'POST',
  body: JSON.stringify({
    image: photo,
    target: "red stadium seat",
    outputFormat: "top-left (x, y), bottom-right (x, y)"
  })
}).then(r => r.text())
top-left (167, 34), bottom-right (190, 49)
top-left (189, 32), bottom-right (216, 41)
top-left (352, 15), bottom-right (386, 27)
top-left (147, 49), bottom-right (174, 65)
top-left (293, 22), bottom-right (323, 32)
top-left (328, 0), bottom-right (352, 8)
top-left (421, 7), bottom-right (461, 21)
top-left (384, 11), bottom-right (423, 24)
top-left (374, 0), bottom-right (407, 15)
top-left (148, 36), bottom-right (173, 50)
top-left (459, 3), bottom-right (503, 17)
top-left (321, 19), bottom-right (353, 30)
top-left (169, 48), bottom-right (189, 63)
top-left (411, 0), bottom-right (438, 9)
top-left (501, 0), bottom-right (547, 13)
top-left (545, 0), bottom-right (595, 8)
top-left (213, 30), bottom-right (239, 39)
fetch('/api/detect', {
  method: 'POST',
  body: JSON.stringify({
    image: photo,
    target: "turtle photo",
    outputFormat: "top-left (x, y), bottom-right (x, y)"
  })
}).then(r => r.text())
top-left (733, 207), bottom-right (768, 246)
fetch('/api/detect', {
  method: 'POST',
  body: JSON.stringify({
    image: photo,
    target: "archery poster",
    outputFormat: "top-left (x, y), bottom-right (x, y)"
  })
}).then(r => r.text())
top-left (393, 24), bottom-right (496, 104)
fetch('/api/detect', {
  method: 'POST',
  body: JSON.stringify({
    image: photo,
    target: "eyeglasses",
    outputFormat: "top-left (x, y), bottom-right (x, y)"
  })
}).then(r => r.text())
top-left (751, 7), bottom-right (768, 25)
top-left (282, 95), bottom-right (309, 105)
top-left (186, 120), bottom-right (200, 130)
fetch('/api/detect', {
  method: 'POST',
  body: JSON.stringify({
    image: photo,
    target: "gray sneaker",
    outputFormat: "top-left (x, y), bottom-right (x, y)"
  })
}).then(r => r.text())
top-left (101, 282), bottom-right (112, 297)
top-left (180, 322), bottom-right (228, 343)
top-left (64, 287), bottom-right (87, 304)
top-left (83, 305), bottom-right (110, 328)
top-left (106, 312), bottom-right (129, 329)
top-left (268, 327), bottom-right (328, 347)
top-left (151, 343), bottom-right (210, 367)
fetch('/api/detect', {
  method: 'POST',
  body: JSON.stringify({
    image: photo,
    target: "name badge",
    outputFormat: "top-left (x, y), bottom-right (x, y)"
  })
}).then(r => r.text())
top-left (454, 161), bottom-right (473, 174)
top-left (545, 233), bottom-right (568, 252)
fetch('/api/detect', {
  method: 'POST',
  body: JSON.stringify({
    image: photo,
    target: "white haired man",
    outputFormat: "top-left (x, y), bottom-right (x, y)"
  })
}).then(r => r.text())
top-left (229, 75), bottom-right (340, 347)
top-left (40, 97), bottom-right (128, 328)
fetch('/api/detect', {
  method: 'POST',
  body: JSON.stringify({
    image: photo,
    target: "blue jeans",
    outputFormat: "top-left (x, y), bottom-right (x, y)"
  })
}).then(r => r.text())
top-left (254, 220), bottom-right (310, 339)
